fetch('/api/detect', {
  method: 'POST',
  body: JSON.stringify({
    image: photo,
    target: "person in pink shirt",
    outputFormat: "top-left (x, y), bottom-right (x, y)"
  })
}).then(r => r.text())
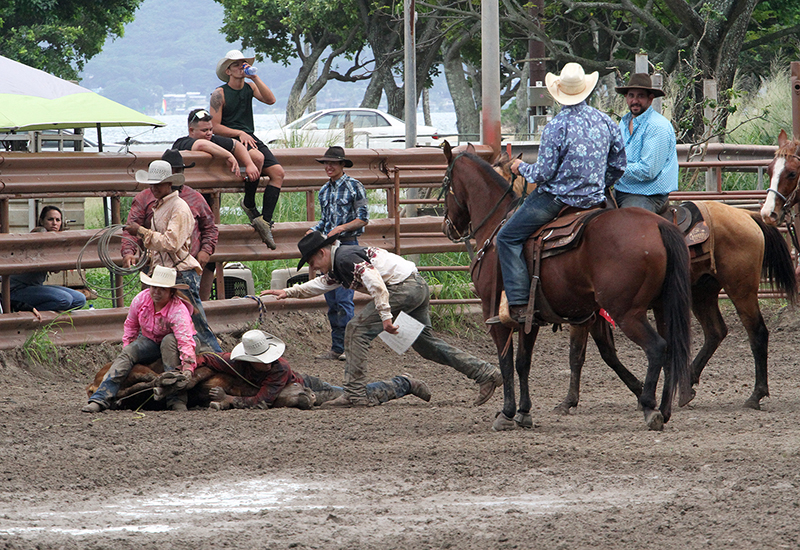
top-left (81, 266), bottom-right (197, 413)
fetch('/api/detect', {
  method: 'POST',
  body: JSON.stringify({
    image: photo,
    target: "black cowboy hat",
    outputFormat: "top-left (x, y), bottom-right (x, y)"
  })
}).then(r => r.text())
top-left (161, 148), bottom-right (196, 169)
top-left (315, 146), bottom-right (353, 168)
top-left (615, 73), bottom-right (665, 98)
top-left (297, 230), bottom-right (339, 270)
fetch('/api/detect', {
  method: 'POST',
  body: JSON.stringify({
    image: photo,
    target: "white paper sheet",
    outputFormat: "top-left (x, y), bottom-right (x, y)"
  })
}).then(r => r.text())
top-left (378, 311), bottom-right (425, 355)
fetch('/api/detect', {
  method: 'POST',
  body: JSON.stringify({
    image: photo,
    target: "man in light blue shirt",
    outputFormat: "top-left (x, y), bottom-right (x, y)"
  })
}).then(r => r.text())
top-left (614, 73), bottom-right (679, 213)
top-left (493, 63), bottom-right (626, 324)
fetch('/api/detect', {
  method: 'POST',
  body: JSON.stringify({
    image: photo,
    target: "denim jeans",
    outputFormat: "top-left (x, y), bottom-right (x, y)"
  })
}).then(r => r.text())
top-left (614, 190), bottom-right (670, 214)
top-left (87, 334), bottom-right (182, 409)
top-left (11, 284), bottom-right (86, 311)
top-left (496, 189), bottom-right (565, 305)
top-left (176, 269), bottom-right (222, 352)
top-left (342, 273), bottom-right (497, 400)
top-left (324, 238), bottom-right (357, 354)
top-left (302, 374), bottom-right (412, 405)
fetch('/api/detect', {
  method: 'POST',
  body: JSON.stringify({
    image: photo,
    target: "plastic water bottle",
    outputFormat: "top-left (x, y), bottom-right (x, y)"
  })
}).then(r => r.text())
top-left (244, 65), bottom-right (258, 76)
top-left (88, 304), bottom-right (95, 310)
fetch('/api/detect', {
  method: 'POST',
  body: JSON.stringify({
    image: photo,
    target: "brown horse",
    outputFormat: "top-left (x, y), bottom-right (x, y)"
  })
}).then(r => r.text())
top-left (441, 142), bottom-right (693, 431)
top-left (761, 129), bottom-right (800, 228)
top-left (492, 154), bottom-right (797, 411)
top-left (559, 201), bottom-right (796, 412)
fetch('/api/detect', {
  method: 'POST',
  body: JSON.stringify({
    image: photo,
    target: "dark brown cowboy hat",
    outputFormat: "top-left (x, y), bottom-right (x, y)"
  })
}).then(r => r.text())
top-left (297, 230), bottom-right (339, 270)
top-left (161, 148), bottom-right (195, 170)
top-left (315, 146), bottom-right (353, 168)
top-left (615, 73), bottom-right (665, 98)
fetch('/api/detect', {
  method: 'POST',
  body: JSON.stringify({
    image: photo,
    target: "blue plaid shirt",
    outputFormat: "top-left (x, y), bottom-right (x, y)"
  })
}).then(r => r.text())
top-left (615, 107), bottom-right (679, 195)
top-left (519, 102), bottom-right (626, 208)
top-left (311, 173), bottom-right (369, 238)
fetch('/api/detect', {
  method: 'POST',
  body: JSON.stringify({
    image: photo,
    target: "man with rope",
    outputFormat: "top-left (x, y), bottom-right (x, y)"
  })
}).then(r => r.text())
top-left (123, 158), bottom-right (221, 353)
top-left (189, 330), bottom-right (432, 410)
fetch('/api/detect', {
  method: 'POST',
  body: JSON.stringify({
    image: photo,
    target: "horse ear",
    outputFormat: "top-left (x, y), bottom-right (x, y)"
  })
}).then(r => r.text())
top-left (515, 153), bottom-right (523, 160)
top-left (779, 129), bottom-right (789, 147)
top-left (466, 143), bottom-right (476, 155)
top-left (442, 140), bottom-right (452, 162)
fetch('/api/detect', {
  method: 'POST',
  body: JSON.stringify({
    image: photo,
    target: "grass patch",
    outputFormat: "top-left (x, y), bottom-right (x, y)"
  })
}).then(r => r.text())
top-left (22, 313), bottom-right (75, 366)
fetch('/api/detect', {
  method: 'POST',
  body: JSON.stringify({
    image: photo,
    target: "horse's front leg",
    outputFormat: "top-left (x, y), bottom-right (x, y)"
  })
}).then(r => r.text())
top-left (490, 325), bottom-right (518, 431)
top-left (554, 324), bottom-right (590, 415)
top-left (514, 326), bottom-right (538, 428)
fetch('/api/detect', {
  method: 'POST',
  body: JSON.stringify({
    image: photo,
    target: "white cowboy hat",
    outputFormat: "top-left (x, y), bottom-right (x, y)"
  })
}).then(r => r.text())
top-left (139, 265), bottom-right (189, 289)
top-left (134, 160), bottom-right (185, 186)
top-left (231, 330), bottom-right (286, 364)
top-left (545, 63), bottom-right (599, 106)
top-left (216, 49), bottom-right (255, 82)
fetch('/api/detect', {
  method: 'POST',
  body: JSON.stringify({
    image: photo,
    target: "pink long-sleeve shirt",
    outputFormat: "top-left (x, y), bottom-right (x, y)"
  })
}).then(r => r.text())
top-left (123, 289), bottom-right (197, 369)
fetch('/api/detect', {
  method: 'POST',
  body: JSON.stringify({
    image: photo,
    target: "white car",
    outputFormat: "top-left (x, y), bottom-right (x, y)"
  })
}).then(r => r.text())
top-left (263, 108), bottom-right (440, 148)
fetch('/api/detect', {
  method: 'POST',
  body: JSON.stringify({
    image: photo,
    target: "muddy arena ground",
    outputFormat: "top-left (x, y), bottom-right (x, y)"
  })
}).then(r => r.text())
top-left (0, 302), bottom-right (799, 549)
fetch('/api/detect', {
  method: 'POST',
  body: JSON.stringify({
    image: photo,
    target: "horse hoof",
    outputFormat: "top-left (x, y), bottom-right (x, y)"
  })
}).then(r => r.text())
top-left (678, 387), bottom-right (696, 407)
top-left (743, 399), bottom-right (761, 410)
top-left (644, 410), bottom-right (664, 431)
top-left (553, 403), bottom-right (572, 416)
top-left (492, 412), bottom-right (517, 431)
top-left (514, 412), bottom-right (533, 428)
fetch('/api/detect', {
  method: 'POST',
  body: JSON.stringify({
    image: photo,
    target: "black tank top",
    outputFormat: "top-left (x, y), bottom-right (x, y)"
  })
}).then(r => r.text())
top-left (220, 83), bottom-right (255, 133)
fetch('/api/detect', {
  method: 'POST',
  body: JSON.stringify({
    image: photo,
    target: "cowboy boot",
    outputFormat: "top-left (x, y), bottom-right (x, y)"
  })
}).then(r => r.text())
top-left (240, 198), bottom-right (260, 222)
top-left (252, 216), bottom-right (276, 249)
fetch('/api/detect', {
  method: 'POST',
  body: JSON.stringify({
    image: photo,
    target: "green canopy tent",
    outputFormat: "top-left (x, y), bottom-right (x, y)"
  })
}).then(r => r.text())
top-left (0, 55), bottom-right (164, 151)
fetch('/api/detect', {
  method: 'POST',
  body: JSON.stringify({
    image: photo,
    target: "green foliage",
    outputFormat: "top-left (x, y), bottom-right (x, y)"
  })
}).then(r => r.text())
top-left (22, 313), bottom-right (76, 366)
top-left (0, 0), bottom-right (142, 80)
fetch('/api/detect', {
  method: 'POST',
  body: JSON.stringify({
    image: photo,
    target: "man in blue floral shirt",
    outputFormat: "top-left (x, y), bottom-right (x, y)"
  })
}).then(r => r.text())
top-left (308, 146), bottom-right (369, 360)
top-left (613, 73), bottom-right (678, 213)
top-left (495, 63), bottom-right (626, 324)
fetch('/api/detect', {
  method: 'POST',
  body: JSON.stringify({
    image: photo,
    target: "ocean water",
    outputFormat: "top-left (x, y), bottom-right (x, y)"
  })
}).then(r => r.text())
top-left (88, 112), bottom-right (459, 153)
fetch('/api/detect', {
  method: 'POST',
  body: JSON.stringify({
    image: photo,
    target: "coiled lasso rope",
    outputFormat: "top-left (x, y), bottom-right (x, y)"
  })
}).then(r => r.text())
top-left (77, 224), bottom-right (149, 302)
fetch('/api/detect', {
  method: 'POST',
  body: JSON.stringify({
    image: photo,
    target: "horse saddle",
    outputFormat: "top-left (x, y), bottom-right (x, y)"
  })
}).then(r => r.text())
top-left (529, 204), bottom-right (609, 259)
top-left (513, 204), bottom-right (610, 330)
top-left (662, 201), bottom-right (713, 262)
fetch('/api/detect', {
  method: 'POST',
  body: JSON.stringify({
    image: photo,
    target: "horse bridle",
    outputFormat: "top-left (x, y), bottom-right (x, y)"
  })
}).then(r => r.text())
top-left (440, 153), bottom-right (518, 249)
top-left (769, 150), bottom-right (800, 250)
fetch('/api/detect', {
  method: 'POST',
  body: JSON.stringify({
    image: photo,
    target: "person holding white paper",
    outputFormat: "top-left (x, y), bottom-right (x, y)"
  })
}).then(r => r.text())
top-left (261, 231), bottom-right (502, 408)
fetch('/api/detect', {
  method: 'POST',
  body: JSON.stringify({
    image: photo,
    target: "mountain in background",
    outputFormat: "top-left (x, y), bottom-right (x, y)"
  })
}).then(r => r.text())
top-left (80, 0), bottom-right (453, 120)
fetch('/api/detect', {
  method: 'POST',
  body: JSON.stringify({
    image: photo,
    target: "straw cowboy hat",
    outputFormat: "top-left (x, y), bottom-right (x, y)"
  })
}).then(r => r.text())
top-left (231, 330), bottom-right (286, 364)
top-left (615, 73), bottom-right (666, 98)
top-left (216, 49), bottom-right (255, 82)
top-left (545, 63), bottom-right (599, 106)
top-left (134, 160), bottom-right (185, 186)
top-left (139, 265), bottom-right (189, 289)
top-left (296, 230), bottom-right (339, 270)
top-left (316, 146), bottom-right (353, 168)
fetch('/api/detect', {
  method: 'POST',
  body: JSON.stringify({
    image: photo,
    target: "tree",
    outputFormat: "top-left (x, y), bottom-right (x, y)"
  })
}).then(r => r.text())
top-left (0, 0), bottom-right (142, 81)
top-left (500, 0), bottom-right (800, 142)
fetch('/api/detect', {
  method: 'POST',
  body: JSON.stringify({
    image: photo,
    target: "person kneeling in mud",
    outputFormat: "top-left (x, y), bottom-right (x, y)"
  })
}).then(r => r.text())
top-left (198, 329), bottom-right (431, 410)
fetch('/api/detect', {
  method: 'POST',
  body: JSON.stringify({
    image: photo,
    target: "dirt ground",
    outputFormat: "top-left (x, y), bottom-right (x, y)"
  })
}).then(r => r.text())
top-left (1, 301), bottom-right (799, 549)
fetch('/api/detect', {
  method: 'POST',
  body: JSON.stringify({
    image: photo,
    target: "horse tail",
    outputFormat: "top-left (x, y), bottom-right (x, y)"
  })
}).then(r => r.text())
top-left (658, 222), bottom-right (693, 408)
top-left (752, 215), bottom-right (798, 305)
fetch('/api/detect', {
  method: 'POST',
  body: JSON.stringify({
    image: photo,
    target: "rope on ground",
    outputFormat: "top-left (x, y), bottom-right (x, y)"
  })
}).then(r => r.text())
top-left (77, 224), bottom-right (148, 301)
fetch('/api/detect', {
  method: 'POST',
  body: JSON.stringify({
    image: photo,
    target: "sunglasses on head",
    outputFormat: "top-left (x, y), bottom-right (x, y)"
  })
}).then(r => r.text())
top-left (190, 110), bottom-right (211, 123)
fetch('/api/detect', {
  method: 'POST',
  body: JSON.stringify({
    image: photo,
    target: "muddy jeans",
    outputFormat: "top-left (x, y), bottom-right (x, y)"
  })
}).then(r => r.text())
top-left (302, 374), bottom-right (413, 405)
top-left (342, 272), bottom-right (497, 401)
top-left (87, 334), bottom-right (185, 409)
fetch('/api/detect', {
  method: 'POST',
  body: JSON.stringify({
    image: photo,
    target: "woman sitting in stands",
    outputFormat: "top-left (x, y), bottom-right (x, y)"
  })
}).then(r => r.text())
top-left (82, 266), bottom-right (198, 413)
top-left (9, 205), bottom-right (86, 312)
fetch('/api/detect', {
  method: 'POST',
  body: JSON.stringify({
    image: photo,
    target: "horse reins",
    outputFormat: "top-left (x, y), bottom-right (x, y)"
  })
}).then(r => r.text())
top-left (440, 153), bottom-right (519, 257)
